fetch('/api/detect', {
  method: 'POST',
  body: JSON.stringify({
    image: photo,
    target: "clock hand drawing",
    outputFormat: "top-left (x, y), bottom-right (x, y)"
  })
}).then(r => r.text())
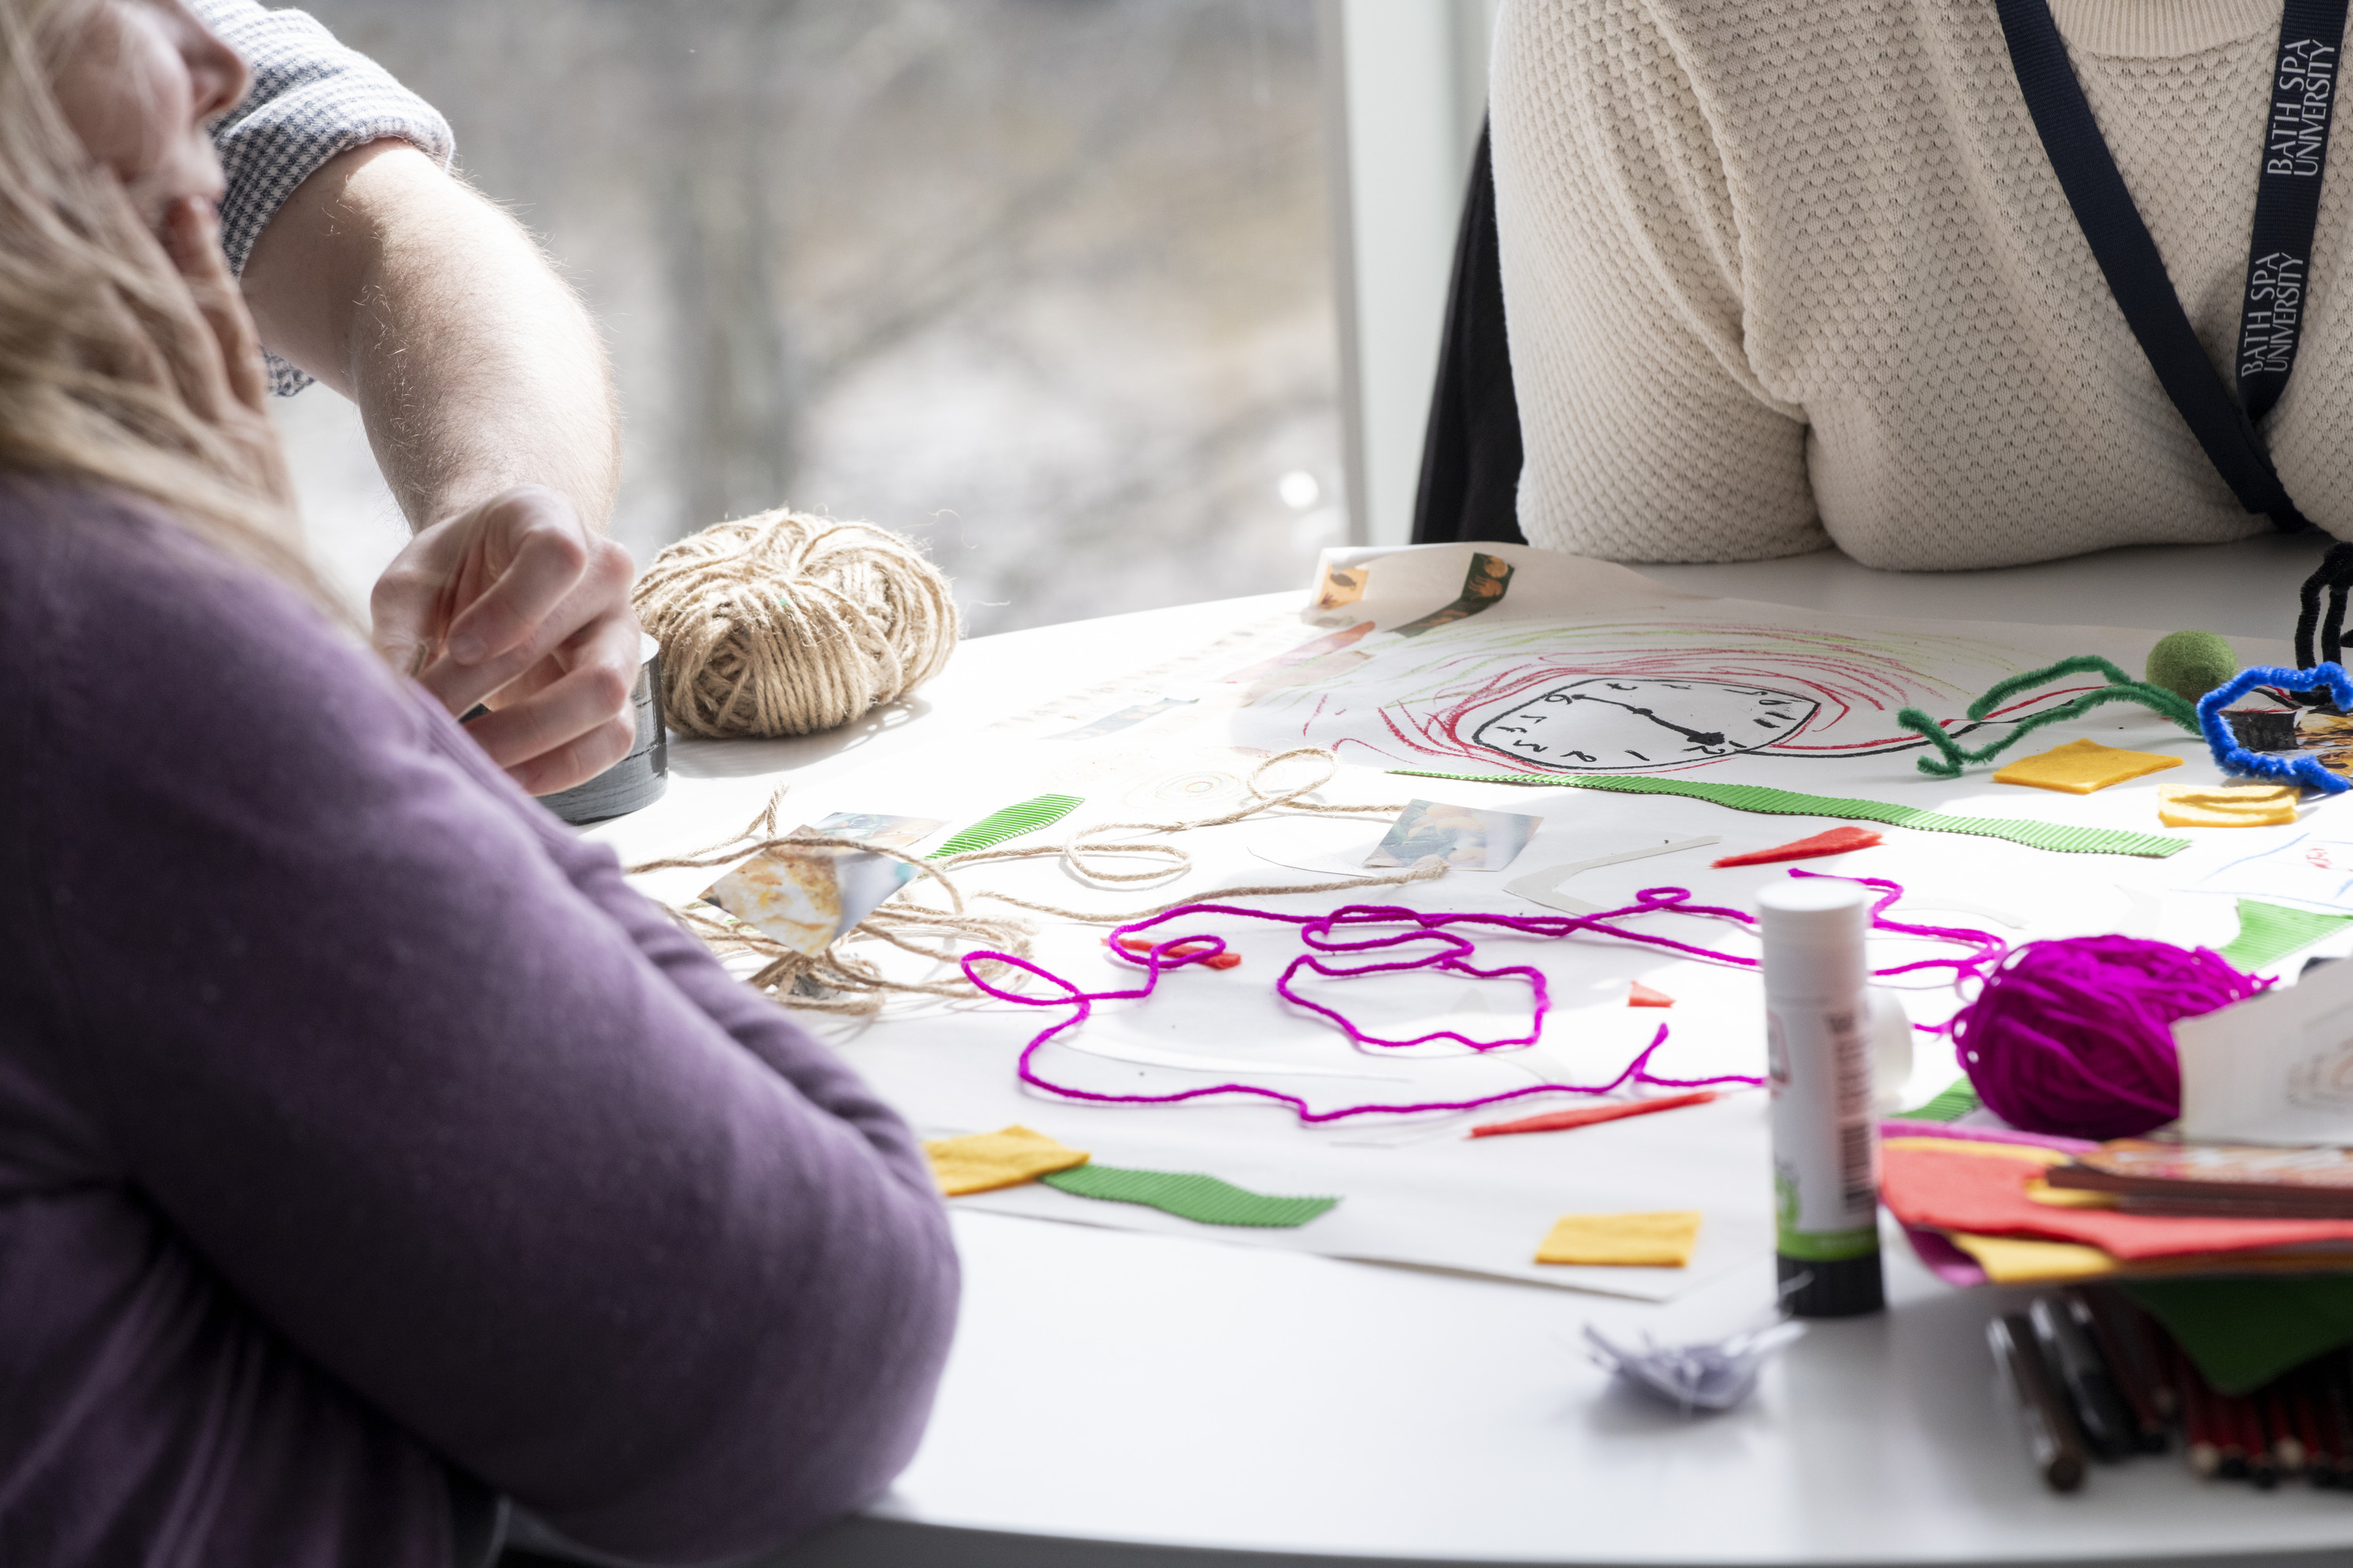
top-left (1565, 695), bottom-right (1730, 747)
top-left (1468, 679), bottom-right (1822, 771)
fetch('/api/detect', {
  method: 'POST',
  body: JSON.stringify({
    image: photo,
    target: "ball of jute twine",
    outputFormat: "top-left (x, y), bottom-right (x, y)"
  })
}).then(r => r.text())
top-left (632, 508), bottom-right (960, 739)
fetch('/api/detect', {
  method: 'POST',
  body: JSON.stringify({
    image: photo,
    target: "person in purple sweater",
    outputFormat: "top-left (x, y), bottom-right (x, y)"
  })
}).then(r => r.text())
top-left (0, 4), bottom-right (960, 1565)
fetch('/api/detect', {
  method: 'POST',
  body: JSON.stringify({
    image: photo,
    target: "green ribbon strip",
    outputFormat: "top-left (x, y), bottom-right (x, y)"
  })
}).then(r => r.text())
top-left (936, 793), bottom-right (1084, 857)
top-left (1904, 1079), bottom-right (1983, 1124)
top-left (2217, 897), bottom-right (2353, 972)
top-left (1040, 1164), bottom-right (1340, 1228)
top-left (1387, 771), bottom-right (2188, 859)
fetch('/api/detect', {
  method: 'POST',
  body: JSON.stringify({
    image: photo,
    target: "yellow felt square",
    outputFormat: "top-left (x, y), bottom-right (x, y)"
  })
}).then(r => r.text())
top-left (1882, 1136), bottom-right (2067, 1166)
top-left (1948, 1230), bottom-right (2353, 1283)
top-left (924, 1126), bottom-right (1089, 1197)
top-left (1991, 738), bottom-right (2184, 795)
top-left (1947, 1231), bottom-right (2123, 1284)
top-left (2156, 782), bottom-right (2298, 829)
top-left (2024, 1176), bottom-right (2120, 1209)
top-left (1534, 1210), bottom-right (1702, 1267)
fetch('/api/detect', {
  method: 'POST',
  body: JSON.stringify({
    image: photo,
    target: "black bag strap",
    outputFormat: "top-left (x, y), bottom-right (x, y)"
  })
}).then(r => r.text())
top-left (1994, 0), bottom-right (2345, 533)
top-left (2298, 540), bottom-right (2353, 670)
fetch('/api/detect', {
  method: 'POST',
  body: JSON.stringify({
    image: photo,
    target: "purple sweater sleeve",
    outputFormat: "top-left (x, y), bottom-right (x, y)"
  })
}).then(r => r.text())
top-left (17, 491), bottom-right (957, 1561)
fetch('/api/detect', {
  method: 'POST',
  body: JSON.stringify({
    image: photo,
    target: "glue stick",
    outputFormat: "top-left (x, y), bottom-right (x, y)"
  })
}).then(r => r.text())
top-left (1757, 879), bottom-right (1884, 1317)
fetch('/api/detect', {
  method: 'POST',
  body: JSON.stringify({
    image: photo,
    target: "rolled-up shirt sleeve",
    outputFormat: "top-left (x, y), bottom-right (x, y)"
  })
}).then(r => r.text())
top-left (193, 0), bottom-right (457, 395)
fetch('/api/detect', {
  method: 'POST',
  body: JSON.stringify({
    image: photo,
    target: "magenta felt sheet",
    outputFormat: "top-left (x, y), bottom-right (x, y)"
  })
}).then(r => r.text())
top-left (1900, 1223), bottom-right (1989, 1288)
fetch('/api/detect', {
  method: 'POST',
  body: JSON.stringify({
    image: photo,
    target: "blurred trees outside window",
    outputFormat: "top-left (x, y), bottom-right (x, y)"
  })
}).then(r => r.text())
top-left (276, 0), bottom-right (1344, 636)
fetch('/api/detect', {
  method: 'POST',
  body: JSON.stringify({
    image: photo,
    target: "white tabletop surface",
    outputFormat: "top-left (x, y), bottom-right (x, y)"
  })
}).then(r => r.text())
top-left (575, 537), bottom-right (2353, 1568)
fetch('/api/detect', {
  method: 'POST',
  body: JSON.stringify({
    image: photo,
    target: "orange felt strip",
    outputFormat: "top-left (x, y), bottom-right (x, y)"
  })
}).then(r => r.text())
top-left (1470, 1091), bottom-right (1717, 1139)
top-left (1627, 981), bottom-right (1675, 1008)
top-left (1711, 826), bottom-right (1883, 868)
top-left (1879, 1145), bottom-right (2353, 1261)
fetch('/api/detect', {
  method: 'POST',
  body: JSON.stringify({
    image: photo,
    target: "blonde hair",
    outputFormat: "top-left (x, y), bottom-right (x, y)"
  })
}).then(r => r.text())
top-left (0, 0), bottom-right (331, 608)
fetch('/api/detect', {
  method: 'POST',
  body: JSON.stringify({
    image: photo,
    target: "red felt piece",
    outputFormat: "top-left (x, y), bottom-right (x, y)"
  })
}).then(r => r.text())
top-left (1879, 1145), bottom-right (2353, 1260)
top-left (1112, 936), bottom-right (1241, 970)
top-left (1711, 825), bottom-right (1884, 868)
top-left (1469, 1091), bottom-right (1717, 1139)
top-left (1627, 981), bottom-right (1676, 1008)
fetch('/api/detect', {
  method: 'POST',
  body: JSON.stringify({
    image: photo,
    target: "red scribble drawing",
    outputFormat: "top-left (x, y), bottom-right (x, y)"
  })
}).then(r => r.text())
top-left (1236, 619), bottom-right (2072, 775)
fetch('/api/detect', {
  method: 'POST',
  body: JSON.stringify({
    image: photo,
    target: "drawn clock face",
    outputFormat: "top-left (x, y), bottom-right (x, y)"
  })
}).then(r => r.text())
top-left (1468, 679), bottom-right (1822, 770)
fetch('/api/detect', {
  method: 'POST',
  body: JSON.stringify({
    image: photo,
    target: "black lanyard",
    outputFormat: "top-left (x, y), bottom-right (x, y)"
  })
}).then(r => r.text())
top-left (1995, 0), bottom-right (2347, 533)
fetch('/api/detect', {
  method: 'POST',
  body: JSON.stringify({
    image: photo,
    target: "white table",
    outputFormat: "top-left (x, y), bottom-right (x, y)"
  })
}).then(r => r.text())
top-left (581, 537), bottom-right (2353, 1568)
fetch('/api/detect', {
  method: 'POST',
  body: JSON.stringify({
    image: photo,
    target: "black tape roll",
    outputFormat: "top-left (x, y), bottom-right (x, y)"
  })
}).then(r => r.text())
top-left (542, 640), bottom-right (670, 825)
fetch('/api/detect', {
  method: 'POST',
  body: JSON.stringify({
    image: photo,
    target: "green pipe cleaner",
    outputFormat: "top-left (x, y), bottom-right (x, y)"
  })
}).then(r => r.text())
top-left (1895, 655), bottom-right (2201, 779)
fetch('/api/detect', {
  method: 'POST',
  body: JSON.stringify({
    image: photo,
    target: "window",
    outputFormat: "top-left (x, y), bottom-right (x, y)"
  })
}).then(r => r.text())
top-left (277, 0), bottom-right (1348, 636)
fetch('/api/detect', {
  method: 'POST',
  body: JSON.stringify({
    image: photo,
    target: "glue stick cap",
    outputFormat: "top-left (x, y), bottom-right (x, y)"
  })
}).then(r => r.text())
top-left (1756, 879), bottom-right (1868, 999)
top-left (1754, 876), bottom-right (1869, 940)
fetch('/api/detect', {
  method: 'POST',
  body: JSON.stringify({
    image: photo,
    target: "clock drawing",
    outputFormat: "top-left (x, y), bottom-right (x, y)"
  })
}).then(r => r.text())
top-left (1468, 678), bottom-right (1822, 770)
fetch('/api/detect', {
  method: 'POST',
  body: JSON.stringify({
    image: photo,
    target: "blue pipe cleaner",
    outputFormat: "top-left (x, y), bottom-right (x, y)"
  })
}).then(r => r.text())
top-left (2196, 663), bottom-right (2353, 795)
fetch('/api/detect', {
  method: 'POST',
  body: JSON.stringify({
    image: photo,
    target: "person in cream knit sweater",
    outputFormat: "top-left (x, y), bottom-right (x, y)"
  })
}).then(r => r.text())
top-left (1490, 0), bottom-right (2352, 567)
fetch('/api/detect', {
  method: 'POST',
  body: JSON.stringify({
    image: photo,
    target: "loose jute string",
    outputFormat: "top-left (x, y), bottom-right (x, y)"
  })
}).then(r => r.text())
top-left (632, 509), bottom-right (960, 739)
top-left (922, 747), bottom-right (1443, 924)
top-left (630, 749), bottom-right (1448, 1009)
top-left (628, 791), bottom-right (1036, 1016)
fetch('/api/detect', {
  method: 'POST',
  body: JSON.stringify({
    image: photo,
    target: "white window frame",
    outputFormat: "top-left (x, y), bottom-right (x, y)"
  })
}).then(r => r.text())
top-left (1319, 0), bottom-right (1503, 545)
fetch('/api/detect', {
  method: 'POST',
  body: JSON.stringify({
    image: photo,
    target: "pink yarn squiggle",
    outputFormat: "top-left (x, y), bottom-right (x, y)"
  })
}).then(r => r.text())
top-left (957, 872), bottom-right (2005, 1123)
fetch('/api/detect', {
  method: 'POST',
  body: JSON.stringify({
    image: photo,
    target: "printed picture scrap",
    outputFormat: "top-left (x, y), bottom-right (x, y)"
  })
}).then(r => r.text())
top-left (799, 811), bottom-right (947, 849)
top-left (1363, 798), bottom-right (1541, 871)
top-left (703, 847), bottom-right (920, 956)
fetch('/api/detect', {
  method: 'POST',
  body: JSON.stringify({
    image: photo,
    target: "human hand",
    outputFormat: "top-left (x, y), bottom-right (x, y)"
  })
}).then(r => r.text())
top-left (372, 485), bottom-right (642, 796)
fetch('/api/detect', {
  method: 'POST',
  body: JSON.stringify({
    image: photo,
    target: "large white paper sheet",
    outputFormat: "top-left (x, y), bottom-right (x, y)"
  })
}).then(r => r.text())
top-left (2194, 830), bottom-right (2353, 912)
top-left (653, 543), bottom-right (2327, 1298)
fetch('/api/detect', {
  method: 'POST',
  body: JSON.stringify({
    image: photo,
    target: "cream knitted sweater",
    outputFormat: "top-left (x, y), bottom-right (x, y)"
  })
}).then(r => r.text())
top-left (1491, 0), bottom-right (2353, 567)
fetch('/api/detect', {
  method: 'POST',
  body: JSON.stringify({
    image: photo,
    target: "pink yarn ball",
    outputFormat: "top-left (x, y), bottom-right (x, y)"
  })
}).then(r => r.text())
top-left (1948, 936), bottom-right (2264, 1140)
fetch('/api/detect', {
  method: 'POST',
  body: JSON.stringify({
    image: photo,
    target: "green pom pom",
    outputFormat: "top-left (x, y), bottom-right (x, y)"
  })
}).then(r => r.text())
top-left (2145, 630), bottom-right (2237, 702)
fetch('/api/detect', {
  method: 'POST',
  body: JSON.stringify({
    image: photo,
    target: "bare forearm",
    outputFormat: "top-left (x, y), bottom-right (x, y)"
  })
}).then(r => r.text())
top-left (240, 138), bottom-right (637, 795)
top-left (241, 140), bottom-right (618, 533)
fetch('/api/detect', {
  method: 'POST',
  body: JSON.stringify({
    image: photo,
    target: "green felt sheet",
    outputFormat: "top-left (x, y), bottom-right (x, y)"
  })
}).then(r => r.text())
top-left (2216, 898), bottom-right (2353, 973)
top-left (1040, 1164), bottom-right (1339, 1228)
top-left (1387, 771), bottom-right (2188, 859)
top-left (2125, 1277), bottom-right (2353, 1395)
top-left (936, 793), bottom-right (1084, 857)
